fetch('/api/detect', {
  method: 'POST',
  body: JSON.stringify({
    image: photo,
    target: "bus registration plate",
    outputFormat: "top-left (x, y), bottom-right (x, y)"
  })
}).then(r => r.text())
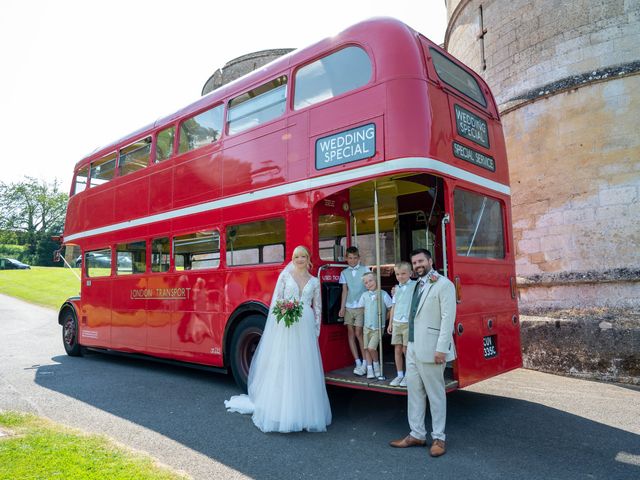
top-left (483, 335), bottom-right (497, 359)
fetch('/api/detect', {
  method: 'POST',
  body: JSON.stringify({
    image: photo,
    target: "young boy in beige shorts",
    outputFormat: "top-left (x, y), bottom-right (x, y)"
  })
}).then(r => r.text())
top-left (339, 246), bottom-right (370, 376)
top-left (387, 261), bottom-right (416, 387)
top-left (358, 272), bottom-right (393, 379)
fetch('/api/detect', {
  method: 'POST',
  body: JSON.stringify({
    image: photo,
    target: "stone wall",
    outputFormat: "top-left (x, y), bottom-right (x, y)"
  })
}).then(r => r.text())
top-left (445, 0), bottom-right (640, 382)
top-left (445, 0), bottom-right (640, 106)
top-left (445, 0), bottom-right (640, 312)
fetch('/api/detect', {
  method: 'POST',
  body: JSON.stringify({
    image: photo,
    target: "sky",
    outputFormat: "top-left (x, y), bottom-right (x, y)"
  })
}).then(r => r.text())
top-left (0, 0), bottom-right (447, 193)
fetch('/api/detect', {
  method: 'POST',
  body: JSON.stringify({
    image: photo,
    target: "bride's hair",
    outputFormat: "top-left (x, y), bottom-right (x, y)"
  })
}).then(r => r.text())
top-left (292, 245), bottom-right (312, 270)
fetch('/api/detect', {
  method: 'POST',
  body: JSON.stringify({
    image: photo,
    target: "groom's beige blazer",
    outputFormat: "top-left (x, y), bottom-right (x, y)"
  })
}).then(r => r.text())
top-left (411, 276), bottom-right (457, 363)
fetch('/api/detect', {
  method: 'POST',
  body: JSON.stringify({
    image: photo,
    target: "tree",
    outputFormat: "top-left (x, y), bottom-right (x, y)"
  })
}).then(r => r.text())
top-left (0, 177), bottom-right (68, 266)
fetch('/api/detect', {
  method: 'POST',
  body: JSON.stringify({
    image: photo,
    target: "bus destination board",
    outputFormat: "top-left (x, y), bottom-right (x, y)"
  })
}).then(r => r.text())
top-left (453, 142), bottom-right (495, 171)
top-left (454, 104), bottom-right (489, 148)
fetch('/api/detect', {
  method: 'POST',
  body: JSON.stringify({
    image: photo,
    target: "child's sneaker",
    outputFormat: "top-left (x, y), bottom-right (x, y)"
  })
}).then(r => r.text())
top-left (389, 375), bottom-right (403, 387)
top-left (399, 376), bottom-right (407, 387)
top-left (366, 367), bottom-right (375, 379)
top-left (373, 364), bottom-right (382, 378)
top-left (353, 365), bottom-right (366, 376)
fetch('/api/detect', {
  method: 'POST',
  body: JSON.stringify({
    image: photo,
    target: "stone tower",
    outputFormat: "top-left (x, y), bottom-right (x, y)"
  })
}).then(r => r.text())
top-left (202, 49), bottom-right (294, 95)
top-left (445, 0), bottom-right (640, 312)
top-left (445, 0), bottom-right (639, 383)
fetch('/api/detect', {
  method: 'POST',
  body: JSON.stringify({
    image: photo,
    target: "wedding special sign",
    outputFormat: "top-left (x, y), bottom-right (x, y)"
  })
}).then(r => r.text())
top-left (315, 123), bottom-right (376, 169)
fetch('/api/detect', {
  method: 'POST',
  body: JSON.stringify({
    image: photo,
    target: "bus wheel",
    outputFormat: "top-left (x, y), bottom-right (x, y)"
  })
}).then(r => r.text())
top-left (61, 309), bottom-right (83, 357)
top-left (229, 314), bottom-right (266, 392)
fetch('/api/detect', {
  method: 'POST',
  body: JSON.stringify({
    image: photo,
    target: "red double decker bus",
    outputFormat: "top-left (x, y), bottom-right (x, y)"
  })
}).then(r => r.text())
top-left (58, 18), bottom-right (521, 394)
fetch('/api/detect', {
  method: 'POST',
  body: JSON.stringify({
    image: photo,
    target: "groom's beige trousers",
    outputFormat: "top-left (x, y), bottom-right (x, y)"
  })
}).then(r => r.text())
top-left (406, 342), bottom-right (447, 441)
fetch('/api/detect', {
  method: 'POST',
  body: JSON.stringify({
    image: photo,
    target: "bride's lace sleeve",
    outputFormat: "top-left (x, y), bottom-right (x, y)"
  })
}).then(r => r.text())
top-left (313, 278), bottom-right (322, 337)
top-left (268, 270), bottom-right (288, 317)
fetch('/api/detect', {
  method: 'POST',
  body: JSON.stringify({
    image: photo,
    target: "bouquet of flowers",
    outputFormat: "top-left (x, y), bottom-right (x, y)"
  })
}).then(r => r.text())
top-left (273, 298), bottom-right (303, 327)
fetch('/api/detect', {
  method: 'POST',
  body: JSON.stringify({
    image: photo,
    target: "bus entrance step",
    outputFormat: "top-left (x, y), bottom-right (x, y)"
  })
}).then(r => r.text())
top-left (325, 365), bottom-right (458, 394)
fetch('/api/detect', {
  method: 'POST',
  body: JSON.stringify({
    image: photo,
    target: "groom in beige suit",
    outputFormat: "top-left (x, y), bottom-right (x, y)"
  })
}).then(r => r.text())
top-left (389, 249), bottom-right (456, 457)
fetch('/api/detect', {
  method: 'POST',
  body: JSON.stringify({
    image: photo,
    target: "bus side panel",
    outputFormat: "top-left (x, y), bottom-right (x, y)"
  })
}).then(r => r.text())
top-left (84, 187), bottom-right (116, 229)
top-left (222, 120), bottom-right (287, 198)
top-left (171, 270), bottom-right (224, 366)
top-left (149, 165), bottom-right (174, 214)
top-left (110, 275), bottom-right (147, 350)
top-left (384, 78), bottom-right (431, 160)
top-left (113, 172), bottom-right (150, 224)
top-left (79, 276), bottom-right (112, 348)
top-left (173, 148), bottom-right (223, 209)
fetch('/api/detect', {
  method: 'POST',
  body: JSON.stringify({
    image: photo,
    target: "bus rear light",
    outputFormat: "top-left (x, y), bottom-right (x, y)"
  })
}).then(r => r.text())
top-left (512, 314), bottom-right (518, 325)
top-left (456, 323), bottom-right (464, 335)
top-left (510, 276), bottom-right (517, 299)
top-left (454, 276), bottom-right (462, 303)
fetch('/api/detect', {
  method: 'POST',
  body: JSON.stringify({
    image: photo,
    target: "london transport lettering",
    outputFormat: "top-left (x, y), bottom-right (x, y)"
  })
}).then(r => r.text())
top-left (130, 287), bottom-right (191, 300)
top-left (316, 123), bottom-right (375, 169)
top-left (454, 104), bottom-right (489, 148)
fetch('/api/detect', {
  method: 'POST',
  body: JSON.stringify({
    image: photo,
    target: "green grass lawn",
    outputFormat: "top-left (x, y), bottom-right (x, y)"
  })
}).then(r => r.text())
top-left (0, 411), bottom-right (188, 480)
top-left (0, 266), bottom-right (80, 310)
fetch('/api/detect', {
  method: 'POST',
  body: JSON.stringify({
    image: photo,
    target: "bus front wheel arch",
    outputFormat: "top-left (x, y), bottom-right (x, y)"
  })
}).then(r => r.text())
top-left (229, 314), bottom-right (266, 392)
top-left (61, 307), bottom-right (83, 357)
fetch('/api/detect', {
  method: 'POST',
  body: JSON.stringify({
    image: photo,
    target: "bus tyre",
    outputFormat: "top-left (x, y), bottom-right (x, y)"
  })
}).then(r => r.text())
top-left (61, 309), bottom-right (83, 357)
top-left (229, 314), bottom-right (266, 392)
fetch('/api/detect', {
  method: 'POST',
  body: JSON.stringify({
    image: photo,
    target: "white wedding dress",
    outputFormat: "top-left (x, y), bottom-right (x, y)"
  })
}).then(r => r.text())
top-left (224, 267), bottom-right (332, 433)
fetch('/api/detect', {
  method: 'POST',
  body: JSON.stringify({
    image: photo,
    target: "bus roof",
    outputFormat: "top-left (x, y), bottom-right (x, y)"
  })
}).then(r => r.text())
top-left (74, 17), bottom-right (491, 171)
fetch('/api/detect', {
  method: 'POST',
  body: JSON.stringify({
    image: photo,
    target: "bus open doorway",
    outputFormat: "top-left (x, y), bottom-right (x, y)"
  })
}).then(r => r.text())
top-left (316, 173), bottom-right (458, 394)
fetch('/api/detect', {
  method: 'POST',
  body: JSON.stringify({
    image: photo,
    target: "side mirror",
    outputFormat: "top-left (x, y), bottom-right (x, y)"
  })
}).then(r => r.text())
top-left (53, 249), bottom-right (62, 263)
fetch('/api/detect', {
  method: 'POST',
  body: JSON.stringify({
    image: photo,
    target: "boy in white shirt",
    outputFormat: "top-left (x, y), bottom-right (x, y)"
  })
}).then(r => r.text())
top-left (339, 247), bottom-right (370, 376)
top-left (387, 261), bottom-right (416, 387)
top-left (358, 272), bottom-right (393, 379)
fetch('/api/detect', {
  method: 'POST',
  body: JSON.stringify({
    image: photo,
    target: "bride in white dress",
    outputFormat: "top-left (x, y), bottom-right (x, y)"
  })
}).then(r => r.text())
top-left (224, 245), bottom-right (332, 433)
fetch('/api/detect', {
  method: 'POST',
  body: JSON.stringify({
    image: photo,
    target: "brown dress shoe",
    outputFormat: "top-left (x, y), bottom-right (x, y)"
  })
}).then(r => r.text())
top-left (389, 434), bottom-right (427, 448)
top-left (430, 439), bottom-right (446, 457)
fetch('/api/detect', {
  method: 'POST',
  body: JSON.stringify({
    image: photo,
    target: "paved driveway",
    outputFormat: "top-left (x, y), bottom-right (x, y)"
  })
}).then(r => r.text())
top-left (1, 294), bottom-right (638, 479)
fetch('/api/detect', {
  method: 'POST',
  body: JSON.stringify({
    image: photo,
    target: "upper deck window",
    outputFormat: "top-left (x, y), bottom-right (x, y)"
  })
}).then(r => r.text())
top-left (294, 46), bottom-right (372, 110)
top-left (89, 152), bottom-right (117, 188)
top-left (179, 105), bottom-right (224, 154)
top-left (119, 137), bottom-right (151, 176)
top-left (73, 165), bottom-right (89, 195)
top-left (155, 126), bottom-right (175, 163)
top-left (227, 76), bottom-right (287, 135)
top-left (429, 48), bottom-right (487, 107)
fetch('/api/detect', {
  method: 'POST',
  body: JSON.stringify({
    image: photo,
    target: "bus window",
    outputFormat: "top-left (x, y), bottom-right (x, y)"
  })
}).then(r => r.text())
top-left (89, 153), bottom-right (117, 187)
top-left (294, 46), bottom-right (372, 110)
top-left (318, 214), bottom-right (347, 261)
top-left (85, 248), bottom-right (112, 277)
top-left (119, 137), bottom-right (151, 177)
top-left (178, 105), bottom-right (224, 154)
top-left (116, 241), bottom-right (146, 275)
top-left (155, 126), bottom-right (175, 163)
top-left (151, 237), bottom-right (170, 272)
top-left (429, 48), bottom-right (487, 107)
top-left (174, 231), bottom-right (220, 270)
top-left (226, 218), bottom-right (285, 266)
top-left (454, 189), bottom-right (505, 258)
top-left (73, 165), bottom-right (89, 195)
top-left (227, 76), bottom-right (287, 135)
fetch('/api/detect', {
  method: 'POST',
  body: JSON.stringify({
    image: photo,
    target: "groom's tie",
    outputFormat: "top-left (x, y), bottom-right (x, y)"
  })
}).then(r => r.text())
top-left (408, 279), bottom-right (425, 342)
